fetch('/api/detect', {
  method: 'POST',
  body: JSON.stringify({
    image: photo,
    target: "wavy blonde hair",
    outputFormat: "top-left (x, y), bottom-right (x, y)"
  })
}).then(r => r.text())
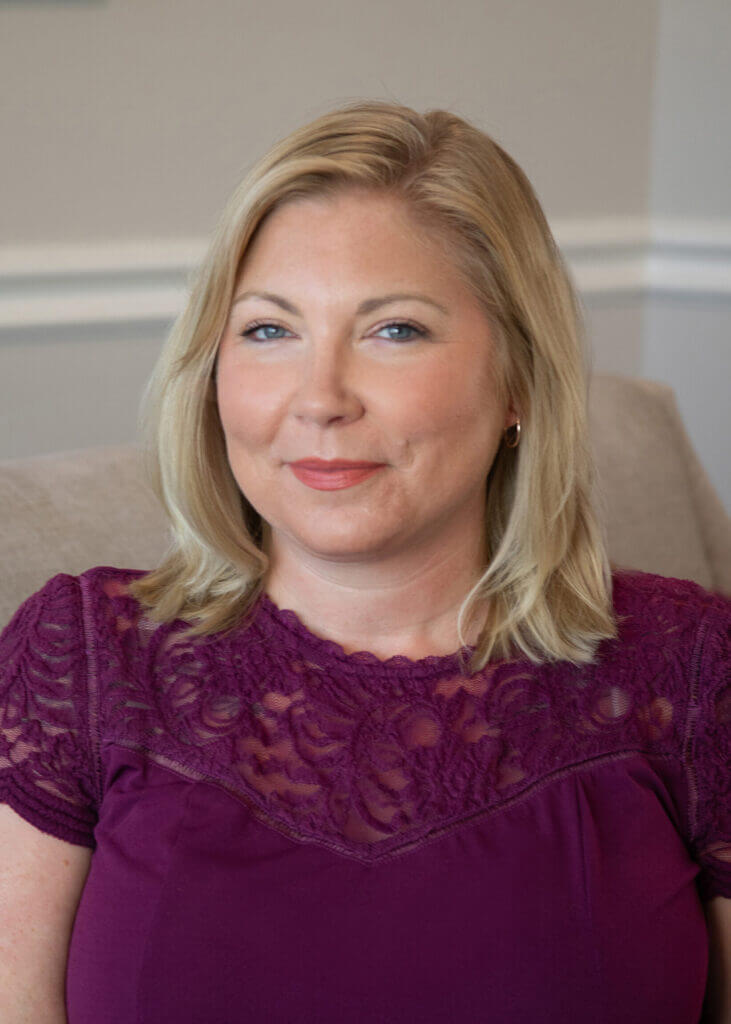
top-left (128, 98), bottom-right (619, 673)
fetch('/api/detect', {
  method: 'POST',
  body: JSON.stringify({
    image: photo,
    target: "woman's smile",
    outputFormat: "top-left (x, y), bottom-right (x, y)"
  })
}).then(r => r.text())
top-left (288, 462), bottom-right (386, 490)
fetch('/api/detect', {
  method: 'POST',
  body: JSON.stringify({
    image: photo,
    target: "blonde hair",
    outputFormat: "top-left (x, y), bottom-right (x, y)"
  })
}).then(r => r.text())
top-left (128, 98), bottom-right (619, 673)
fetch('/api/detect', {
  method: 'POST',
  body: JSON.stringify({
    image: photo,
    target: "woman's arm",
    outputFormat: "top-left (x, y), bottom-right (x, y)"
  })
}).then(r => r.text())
top-left (0, 804), bottom-right (92, 1024)
top-left (702, 895), bottom-right (731, 1023)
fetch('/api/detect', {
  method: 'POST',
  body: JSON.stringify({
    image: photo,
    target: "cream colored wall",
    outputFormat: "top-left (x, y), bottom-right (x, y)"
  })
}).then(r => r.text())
top-left (0, 0), bottom-right (657, 240)
top-left (0, 0), bottom-right (728, 509)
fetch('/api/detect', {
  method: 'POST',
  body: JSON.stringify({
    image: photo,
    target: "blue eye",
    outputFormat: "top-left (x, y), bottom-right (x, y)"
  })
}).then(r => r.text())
top-left (239, 319), bottom-right (427, 343)
top-left (240, 322), bottom-right (291, 342)
top-left (376, 321), bottom-right (425, 342)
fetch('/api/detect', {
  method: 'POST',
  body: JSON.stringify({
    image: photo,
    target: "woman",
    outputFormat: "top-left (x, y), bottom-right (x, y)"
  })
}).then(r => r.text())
top-left (0, 100), bottom-right (728, 1023)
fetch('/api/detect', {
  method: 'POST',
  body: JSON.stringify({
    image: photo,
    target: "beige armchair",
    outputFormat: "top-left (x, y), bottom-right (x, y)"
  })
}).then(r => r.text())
top-left (1, 372), bottom-right (729, 631)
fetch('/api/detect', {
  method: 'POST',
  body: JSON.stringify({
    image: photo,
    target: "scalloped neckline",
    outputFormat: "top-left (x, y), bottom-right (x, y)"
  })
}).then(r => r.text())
top-left (256, 590), bottom-right (477, 674)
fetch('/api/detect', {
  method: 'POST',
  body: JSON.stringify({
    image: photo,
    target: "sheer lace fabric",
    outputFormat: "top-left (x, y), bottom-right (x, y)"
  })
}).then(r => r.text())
top-left (0, 576), bottom-right (99, 845)
top-left (0, 566), bottom-right (729, 894)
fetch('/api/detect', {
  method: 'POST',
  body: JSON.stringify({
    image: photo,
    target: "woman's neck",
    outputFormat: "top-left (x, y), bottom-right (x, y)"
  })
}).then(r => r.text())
top-left (261, 526), bottom-right (487, 661)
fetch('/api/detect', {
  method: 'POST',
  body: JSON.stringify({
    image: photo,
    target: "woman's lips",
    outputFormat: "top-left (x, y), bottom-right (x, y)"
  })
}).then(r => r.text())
top-left (288, 463), bottom-right (385, 490)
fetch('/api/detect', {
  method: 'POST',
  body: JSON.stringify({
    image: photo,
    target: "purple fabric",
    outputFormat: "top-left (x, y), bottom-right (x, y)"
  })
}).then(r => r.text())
top-left (1, 564), bottom-right (729, 1024)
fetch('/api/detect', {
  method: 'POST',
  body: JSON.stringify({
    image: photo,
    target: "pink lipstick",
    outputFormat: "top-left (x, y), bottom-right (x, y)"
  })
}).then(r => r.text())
top-left (288, 459), bottom-right (385, 491)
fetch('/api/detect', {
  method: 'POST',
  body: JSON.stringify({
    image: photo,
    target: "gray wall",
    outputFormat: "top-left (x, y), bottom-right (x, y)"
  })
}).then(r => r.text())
top-left (1, 0), bottom-right (728, 507)
top-left (642, 0), bottom-right (731, 511)
top-left (0, 0), bottom-right (657, 239)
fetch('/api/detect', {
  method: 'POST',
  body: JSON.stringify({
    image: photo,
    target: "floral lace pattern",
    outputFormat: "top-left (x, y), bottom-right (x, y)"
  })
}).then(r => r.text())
top-left (0, 575), bottom-right (98, 846)
top-left (1, 565), bottom-right (729, 891)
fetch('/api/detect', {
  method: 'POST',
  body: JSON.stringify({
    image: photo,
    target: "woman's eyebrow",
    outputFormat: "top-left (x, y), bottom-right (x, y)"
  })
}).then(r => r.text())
top-left (230, 290), bottom-right (448, 317)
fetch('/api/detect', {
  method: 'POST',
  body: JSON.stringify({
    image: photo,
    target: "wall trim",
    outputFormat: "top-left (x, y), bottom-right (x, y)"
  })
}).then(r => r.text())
top-left (1, 217), bottom-right (730, 334)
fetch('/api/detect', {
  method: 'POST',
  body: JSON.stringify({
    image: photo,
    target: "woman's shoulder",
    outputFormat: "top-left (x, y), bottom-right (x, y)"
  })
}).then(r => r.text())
top-left (77, 564), bottom-right (152, 590)
top-left (74, 565), bottom-right (167, 644)
top-left (608, 572), bottom-right (731, 902)
top-left (75, 564), bottom-right (152, 607)
top-left (1, 565), bottom-right (154, 647)
top-left (610, 564), bottom-right (729, 628)
top-left (606, 565), bottom-right (729, 681)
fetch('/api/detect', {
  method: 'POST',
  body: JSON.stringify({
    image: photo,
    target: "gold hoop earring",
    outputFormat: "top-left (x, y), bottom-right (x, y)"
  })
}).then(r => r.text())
top-left (504, 421), bottom-right (521, 448)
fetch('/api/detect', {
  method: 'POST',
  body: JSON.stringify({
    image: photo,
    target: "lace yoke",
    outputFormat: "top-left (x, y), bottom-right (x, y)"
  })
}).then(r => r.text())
top-left (0, 565), bottom-right (729, 892)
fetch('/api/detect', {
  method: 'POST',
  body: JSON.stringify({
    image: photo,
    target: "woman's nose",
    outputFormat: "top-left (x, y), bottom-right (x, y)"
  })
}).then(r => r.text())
top-left (288, 343), bottom-right (363, 424)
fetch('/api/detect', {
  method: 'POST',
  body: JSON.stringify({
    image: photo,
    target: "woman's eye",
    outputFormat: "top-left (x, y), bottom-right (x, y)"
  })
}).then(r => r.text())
top-left (375, 321), bottom-right (425, 342)
top-left (239, 319), bottom-right (427, 343)
top-left (240, 322), bottom-right (291, 342)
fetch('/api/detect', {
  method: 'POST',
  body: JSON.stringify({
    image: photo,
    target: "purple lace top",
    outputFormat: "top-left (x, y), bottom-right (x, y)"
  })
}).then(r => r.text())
top-left (1, 564), bottom-right (729, 1024)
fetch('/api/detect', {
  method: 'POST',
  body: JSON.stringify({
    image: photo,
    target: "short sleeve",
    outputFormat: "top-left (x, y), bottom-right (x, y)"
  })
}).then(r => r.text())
top-left (0, 573), bottom-right (99, 848)
top-left (687, 595), bottom-right (731, 901)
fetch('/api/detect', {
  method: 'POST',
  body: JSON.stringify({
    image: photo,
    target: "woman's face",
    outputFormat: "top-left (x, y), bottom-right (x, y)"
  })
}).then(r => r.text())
top-left (216, 190), bottom-right (516, 566)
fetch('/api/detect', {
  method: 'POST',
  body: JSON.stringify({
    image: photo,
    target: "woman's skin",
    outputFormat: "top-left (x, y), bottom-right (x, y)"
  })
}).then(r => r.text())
top-left (216, 189), bottom-right (518, 661)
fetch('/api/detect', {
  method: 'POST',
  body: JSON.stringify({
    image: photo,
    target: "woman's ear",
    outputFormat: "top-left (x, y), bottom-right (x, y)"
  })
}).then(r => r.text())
top-left (504, 400), bottom-right (520, 432)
